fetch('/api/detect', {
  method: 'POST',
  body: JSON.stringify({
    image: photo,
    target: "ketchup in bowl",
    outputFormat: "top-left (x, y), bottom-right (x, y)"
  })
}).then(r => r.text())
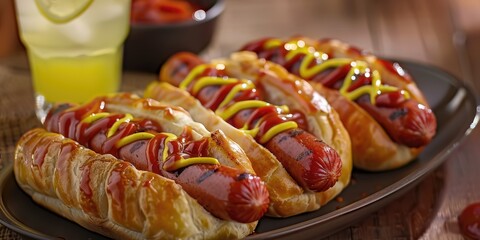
top-left (131, 0), bottom-right (200, 24)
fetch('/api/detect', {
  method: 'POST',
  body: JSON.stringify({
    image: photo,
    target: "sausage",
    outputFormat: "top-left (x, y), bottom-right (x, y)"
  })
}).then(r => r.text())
top-left (317, 67), bottom-right (436, 148)
top-left (159, 51), bottom-right (206, 87)
top-left (357, 95), bottom-right (437, 147)
top-left (173, 164), bottom-right (270, 223)
top-left (227, 107), bottom-right (339, 192)
top-left (265, 129), bottom-right (342, 192)
top-left (44, 103), bottom-right (270, 223)
top-left (241, 37), bottom-right (437, 148)
top-left (117, 138), bottom-right (270, 223)
top-left (162, 53), bottom-right (343, 192)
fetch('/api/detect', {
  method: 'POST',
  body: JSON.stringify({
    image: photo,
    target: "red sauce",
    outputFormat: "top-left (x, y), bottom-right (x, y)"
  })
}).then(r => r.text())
top-left (56, 142), bottom-right (78, 178)
top-left (183, 138), bottom-right (209, 157)
top-left (79, 160), bottom-right (99, 216)
top-left (249, 39), bottom-right (412, 109)
top-left (289, 110), bottom-right (308, 131)
top-left (377, 59), bottom-right (412, 83)
top-left (256, 113), bottom-right (288, 141)
top-left (375, 91), bottom-right (407, 108)
top-left (146, 135), bottom-right (165, 174)
top-left (182, 68), bottom-right (309, 143)
top-left (201, 84), bottom-right (235, 111)
top-left (80, 114), bottom-right (122, 147)
top-left (80, 162), bottom-right (93, 197)
top-left (346, 44), bottom-right (363, 56)
top-left (45, 99), bottom-right (220, 175)
top-left (32, 137), bottom-right (51, 168)
top-left (130, 0), bottom-right (200, 24)
top-left (178, 126), bottom-right (194, 142)
top-left (458, 202), bottom-right (480, 240)
top-left (283, 53), bottom-right (306, 76)
top-left (243, 106), bottom-right (278, 129)
top-left (107, 162), bottom-right (130, 214)
top-left (57, 111), bottom-right (77, 139)
top-left (347, 74), bottom-right (371, 92)
top-left (143, 176), bottom-right (154, 188)
top-left (53, 142), bottom-right (79, 204)
top-left (241, 38), bottom-right (271, 53)
top-left (101, 122), bottom-right (138, 155)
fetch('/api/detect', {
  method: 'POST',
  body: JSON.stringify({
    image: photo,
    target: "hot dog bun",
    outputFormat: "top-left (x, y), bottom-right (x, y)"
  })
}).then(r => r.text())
top-left (145, 53), bottom-right (352, 217)
top-left (308, 79), bottom-right (422, 170)
top-left (14, 94), bottom-right (268, 239)
top-left (241, 37), bottom-right (437, 171)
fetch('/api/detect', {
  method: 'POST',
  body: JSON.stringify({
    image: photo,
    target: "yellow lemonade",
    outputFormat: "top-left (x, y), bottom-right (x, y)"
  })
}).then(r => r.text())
top-left (29, 49), bottom-right (122, 103)
top-left (15, 0), bottom-right (130, 121)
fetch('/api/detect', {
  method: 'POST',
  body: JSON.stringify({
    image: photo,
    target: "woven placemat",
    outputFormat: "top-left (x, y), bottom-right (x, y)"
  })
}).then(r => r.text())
top-left (0, 66), bottom-right (156, 239)
top-left (0, 66), bottom-right (41, 167)
top-left (0, 66), bottom-right (40, 239)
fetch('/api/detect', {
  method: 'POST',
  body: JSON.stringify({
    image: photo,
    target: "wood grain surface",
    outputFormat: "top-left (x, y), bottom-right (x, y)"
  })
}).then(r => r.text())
top-left (0, 0), bottom-right (479, 239)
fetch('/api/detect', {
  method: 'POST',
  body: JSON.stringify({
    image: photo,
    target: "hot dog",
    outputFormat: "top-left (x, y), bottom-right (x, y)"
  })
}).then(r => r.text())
top-left (145, 52), bottom-right (352, 217)
top-left (14, 93), bottom-right (269, 239)
top-left (241, 37), bottom-right (437, 171)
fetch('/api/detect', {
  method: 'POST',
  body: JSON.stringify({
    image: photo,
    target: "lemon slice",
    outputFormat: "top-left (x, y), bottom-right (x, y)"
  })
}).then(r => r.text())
top-left (35, 0), bottom-right (94, 24)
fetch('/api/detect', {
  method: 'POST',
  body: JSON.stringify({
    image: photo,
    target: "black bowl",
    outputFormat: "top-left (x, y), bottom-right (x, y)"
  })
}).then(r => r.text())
top-left (123, 0), bottom-right (224, 73)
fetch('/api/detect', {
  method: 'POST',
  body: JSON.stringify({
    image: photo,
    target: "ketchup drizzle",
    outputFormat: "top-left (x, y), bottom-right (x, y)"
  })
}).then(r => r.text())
top-left (253, 38), bottom-right (412, 109)
top-left (44, 96), bottom-right (214, 175)
top-left (186, 65), bottom-right (307, 142)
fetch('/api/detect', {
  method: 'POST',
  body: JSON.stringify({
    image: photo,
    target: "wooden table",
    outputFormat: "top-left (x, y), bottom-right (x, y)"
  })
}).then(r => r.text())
top-left (1, 0), bottom-right (479, 239)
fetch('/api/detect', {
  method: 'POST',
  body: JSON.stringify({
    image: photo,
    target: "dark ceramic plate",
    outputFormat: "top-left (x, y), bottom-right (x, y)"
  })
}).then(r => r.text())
top-left (0, 60), bottom-right (478, 240)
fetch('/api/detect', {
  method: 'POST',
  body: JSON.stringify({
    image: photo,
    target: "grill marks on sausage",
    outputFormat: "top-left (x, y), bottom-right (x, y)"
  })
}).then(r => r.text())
top-left (196, 170), bottom-right (252, 183)
top-left (277, 128), bottom-right (304, 143)
top-left (288, 129), bottom-right (304, 138)
top-left (389, 108), bottom-right (408, 120)
top-left (196, 168), bottom-right (219, 184)
top-left (130, 141), bottom-right (145, 155)
top-left (296, 149), bottom-right (313, 162)
top-left (171, 62), bottom-right (188, 80)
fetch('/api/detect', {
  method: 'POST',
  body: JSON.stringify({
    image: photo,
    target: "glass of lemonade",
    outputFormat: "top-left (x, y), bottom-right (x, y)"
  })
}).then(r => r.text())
top-left (14, 0), bottom-right (131, 121)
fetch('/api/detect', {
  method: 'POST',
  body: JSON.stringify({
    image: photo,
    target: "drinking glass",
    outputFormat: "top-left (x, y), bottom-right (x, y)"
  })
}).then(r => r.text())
top-left (14, 0), bottom-right (131, 121)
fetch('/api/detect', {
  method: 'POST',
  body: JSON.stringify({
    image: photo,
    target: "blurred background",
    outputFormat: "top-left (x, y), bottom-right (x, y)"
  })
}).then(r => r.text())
top-left (1, 0), bottom-right (480, 93)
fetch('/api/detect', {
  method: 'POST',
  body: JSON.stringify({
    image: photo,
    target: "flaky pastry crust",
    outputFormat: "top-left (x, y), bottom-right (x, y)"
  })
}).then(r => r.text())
top-left (14, 129), bottom-right (257, 240)
top-left (14, 94), bottom-right (263, 239)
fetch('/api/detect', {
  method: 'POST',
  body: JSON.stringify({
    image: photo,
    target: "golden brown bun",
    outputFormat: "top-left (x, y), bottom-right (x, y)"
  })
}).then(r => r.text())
top-left (311, 83), bottom-right (422, 171)
top-left (145, 53), bottom-right (352, 217)
top-left (14, 94), bottom-right (263, 239)
top-left (14, 128), bottom-right (257, 240)
top-left (311, 39), bottom-right (429, 170)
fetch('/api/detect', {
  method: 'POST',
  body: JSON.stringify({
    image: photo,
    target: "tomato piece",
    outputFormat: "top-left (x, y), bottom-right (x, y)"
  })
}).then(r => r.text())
top-left (458, 202), bottom-right (480, 240)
